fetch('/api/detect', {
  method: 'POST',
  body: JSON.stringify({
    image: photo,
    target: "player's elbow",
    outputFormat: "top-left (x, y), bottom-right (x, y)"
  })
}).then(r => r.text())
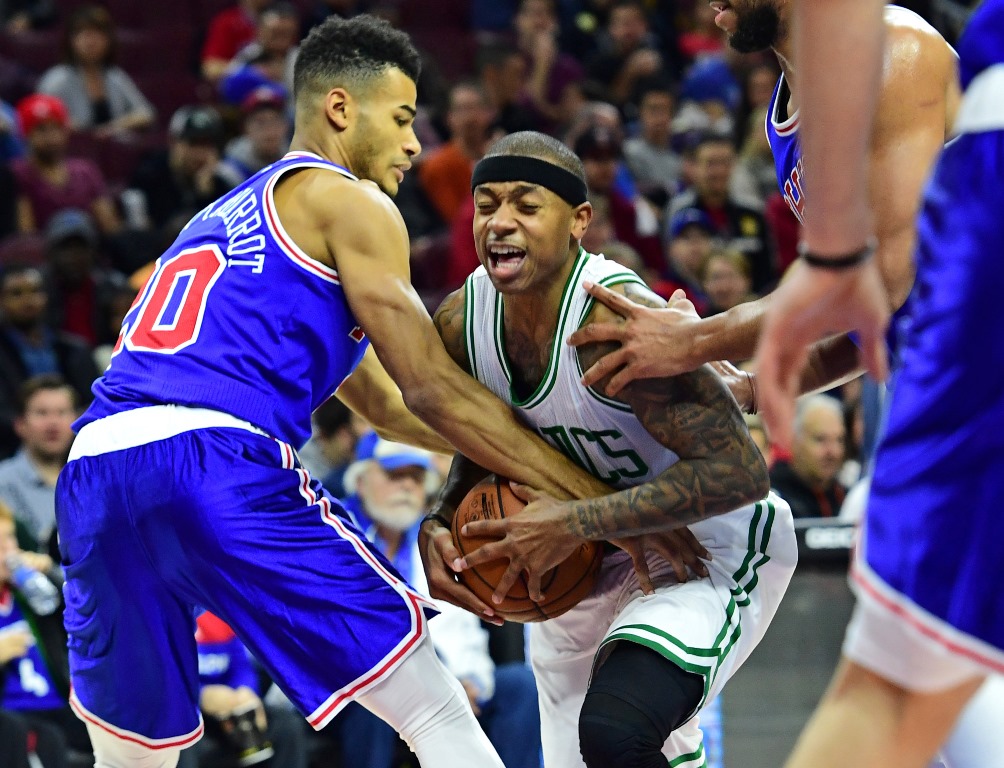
top-left (401, 379), bottom-right (450, 425)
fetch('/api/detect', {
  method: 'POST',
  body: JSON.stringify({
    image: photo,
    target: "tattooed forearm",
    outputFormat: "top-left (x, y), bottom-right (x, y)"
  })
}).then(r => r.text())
top-left (570, 283), bottom-right (769, 539)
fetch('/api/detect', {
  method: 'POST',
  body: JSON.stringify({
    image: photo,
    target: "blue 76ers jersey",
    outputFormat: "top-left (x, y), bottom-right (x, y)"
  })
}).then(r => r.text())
top-left (765, 74), bottom-right (804, 225)
top-left (78, 151), bottom-right (370, 447)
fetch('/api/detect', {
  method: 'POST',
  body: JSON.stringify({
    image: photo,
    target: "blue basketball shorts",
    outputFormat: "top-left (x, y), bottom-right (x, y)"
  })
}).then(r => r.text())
top-left (854, 99), bottom-right (1004, 679)
top-left (56, 406), bottom-right (437, 749)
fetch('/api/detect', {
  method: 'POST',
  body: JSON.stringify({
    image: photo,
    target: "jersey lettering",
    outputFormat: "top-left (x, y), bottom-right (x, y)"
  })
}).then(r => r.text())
top-left (541, 425), bottom-right (650, 484)
top-left (18, 658), bottom-right (50, 698)
top-left (125, 245), bottom-right (227, 354)
top-left (782, 156), bottom-right (806, 223)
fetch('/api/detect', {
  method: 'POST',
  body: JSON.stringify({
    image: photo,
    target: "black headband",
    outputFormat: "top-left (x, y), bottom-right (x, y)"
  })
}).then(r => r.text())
top-left (471, 155), bottom-right (588, 207)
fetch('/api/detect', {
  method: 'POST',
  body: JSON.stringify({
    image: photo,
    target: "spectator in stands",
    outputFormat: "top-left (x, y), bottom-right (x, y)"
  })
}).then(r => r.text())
top-left (220, 85), bottom-right (290, 186)
top-left (310, 397), bottom-right (366, 499)
top-left (699, 247), bottom-right (756, 316)
top-left (0, 502), bottom-right (90, 760)
top-left (128, 105), bottom-right (234, 233)
top-left (37, 5), bottom-right (155, 137)
top-left (575, 124), bottom-right (662, 271)
top-left (0, 100), bottom-right (25, 162)
top-left (11, 94), bottom-right (122, 236)
top-left (584, 0), bottom-right (663, 107)
top-left (731, 105), bottom-right (778, 207)
top-left (418, 82), bottom-right (493, 227)
top-left (622, 77), bottom-right (683, 209)
top-left (667, 132), bottom-right (775, 292)
top-left (0, 376), bottom-right (75, 551)
top-left (770, 395), bottom-right (847, 519)
top-left (0, 266), bottom-right (96, 459)
top-left (41, 209), bottom-right (125, 348)
top-left (333, 434), bottom-right (542, 768)
top-left (176, 611), bottom-right (308, 768)
top-left (201, 0), bottom-right (272, 85)
top-left (677, 2), bottom-right (726, 64)
top-left (650, 207), bottom-right (712, 311)
top-left (219, 2), bottom-right (300, 107)
top-left (513, 0), bottom-right (584, 133)
top-left (0, 0), bottom-right (54, 33)
top-left (89, 284), bottom-right (134, 372)
top-left (476, 42), bottom-right (538, 135)
top-left (672, 59), bottom-right (740, 139)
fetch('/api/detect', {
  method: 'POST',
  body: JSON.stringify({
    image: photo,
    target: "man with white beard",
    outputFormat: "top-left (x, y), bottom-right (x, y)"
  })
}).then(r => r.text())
top-left (334, 433), bottom-right (543, 768)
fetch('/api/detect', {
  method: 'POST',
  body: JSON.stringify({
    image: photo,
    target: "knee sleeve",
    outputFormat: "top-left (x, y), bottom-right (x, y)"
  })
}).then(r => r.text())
top-left (579, 642), bottom-right (704, 768)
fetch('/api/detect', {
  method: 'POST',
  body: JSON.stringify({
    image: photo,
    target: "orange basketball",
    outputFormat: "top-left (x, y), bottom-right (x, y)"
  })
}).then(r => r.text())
top-left (451, 476), bottom-right (603, 622)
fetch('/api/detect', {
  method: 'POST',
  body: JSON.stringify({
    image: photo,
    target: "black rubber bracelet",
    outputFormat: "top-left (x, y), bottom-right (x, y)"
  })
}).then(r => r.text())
top-left (798, 238), bottom-right (877, 270)
top-left (422, 512), bottom-right (451, 529)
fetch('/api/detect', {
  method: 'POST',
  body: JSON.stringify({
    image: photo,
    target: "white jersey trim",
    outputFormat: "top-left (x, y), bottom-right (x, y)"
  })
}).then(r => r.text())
top-left (851, 544), bottom-right (1004, 676)
top-left (770, 74), bottom-right (799, 137)
top-left (954, 64), bottom-right (1004, 135)
top-left (69, 405), bottom-right (269, 459)
top-left (262, 152), bottom-right (358, 285)
top-left (70, 690), bottom-right (205, 750)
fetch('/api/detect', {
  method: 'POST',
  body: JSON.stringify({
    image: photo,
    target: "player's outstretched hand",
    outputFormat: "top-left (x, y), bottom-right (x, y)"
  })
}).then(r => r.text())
top-left (613, 529), bottom-right (711, 594)
top-left (568, 285), bottom-right (703, 396)
top-left (754, 259), bottom-right (889, 450)
top-left (418, 517), bottom-right (503, 625)
top-left (457, 482), bottom-right (583, 605)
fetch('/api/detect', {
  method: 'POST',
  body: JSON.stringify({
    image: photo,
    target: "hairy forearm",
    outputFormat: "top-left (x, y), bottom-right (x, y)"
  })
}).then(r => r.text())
top-left (799, 335), bottom-right (864, 395)
top-left (692, 295), bottom-right (770, 365)
top-left (560, 450), bottom-right (769, 540)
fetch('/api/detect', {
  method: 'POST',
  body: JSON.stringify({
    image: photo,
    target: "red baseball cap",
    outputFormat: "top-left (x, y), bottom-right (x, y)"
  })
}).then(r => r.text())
top-left (16, 94), bottom-right (70, 135)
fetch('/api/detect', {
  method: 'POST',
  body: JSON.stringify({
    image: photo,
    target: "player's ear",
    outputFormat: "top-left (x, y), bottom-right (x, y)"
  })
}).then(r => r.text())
top-left (324, 88), bottom-right (351, 130)
top-left (571, 202), bottom-right (592, 241)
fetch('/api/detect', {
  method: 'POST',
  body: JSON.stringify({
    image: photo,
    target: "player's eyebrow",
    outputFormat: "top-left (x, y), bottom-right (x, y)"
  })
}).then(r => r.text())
top-left (399, 105), bottom-right (417, 117)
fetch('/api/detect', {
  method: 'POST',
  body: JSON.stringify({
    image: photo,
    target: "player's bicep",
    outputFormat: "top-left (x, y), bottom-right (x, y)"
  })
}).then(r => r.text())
top-left (330, 189), bottom-right (452, 390)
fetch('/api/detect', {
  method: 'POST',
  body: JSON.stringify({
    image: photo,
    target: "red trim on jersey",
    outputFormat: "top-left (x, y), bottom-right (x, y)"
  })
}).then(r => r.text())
top-left (851, 562), bottom-right (1004, 675)
top-left (70, 690), bottom-right (205, 750)
top-left (262, 168), bottom-right (341, 285)
top-left (307, 585), bottom-right (427, 729)
top-left (774, 115), bottom-right (799, 136)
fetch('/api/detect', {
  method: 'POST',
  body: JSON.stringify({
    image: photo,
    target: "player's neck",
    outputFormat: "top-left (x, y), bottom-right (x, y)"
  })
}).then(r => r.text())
top-left (288, 131), bottom-right (354, 174)
top-left (773, 44), bottom-right (798, 110)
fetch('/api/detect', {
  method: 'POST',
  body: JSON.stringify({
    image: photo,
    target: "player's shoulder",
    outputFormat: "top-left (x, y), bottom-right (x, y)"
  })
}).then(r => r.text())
top-left (882, 6), bottom-right (956, 82)
top-left (292, 168), bottom-right (404, 233)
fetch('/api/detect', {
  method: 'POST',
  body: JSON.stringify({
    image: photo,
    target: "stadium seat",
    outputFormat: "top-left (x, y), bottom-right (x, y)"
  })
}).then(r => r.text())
top-left (117, 27), bottom-right (196, 77)
top-left (0, 29), bottom-right (61, 76)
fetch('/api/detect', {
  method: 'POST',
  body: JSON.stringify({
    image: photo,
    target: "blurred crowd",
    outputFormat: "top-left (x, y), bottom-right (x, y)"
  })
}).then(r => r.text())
top-left (0, 0), bottom-right (954, 766)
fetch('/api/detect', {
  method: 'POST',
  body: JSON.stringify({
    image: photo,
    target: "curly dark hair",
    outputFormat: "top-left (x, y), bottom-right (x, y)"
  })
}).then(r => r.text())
top-left (293, 14), bottom-right (422, 101)
top-left (485, 131), bottom-right (586, 183)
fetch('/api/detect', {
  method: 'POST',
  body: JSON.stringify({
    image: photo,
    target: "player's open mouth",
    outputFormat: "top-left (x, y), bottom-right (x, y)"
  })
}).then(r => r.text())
top-left (486, 243), bottom-right (527, 278)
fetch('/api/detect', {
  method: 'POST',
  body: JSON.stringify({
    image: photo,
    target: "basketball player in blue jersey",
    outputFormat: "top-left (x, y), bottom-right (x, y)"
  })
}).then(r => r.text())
top-left (567, 3), bottom-right (959, 406)
top-left (773, 2), bottom-right (1004, 767)
top-left (53, 15), bottom-right (628, 768)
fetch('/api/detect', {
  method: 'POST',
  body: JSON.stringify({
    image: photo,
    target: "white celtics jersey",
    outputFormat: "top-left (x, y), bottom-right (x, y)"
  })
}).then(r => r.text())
top-left (463, 248), bottom-right (680, 490)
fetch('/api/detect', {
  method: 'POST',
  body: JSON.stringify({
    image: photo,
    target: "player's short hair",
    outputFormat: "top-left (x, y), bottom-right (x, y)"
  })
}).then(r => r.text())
top-left (293, 14), bottom-right (421, 102)
top-left (17, 374), bottom-right (78, 417)
top-left (484, 131), bottom-right (586, 185)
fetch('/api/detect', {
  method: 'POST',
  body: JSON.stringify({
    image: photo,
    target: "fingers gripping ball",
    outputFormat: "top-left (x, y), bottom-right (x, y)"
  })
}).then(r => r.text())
top-left (451, 476), bottom-right (603, 622)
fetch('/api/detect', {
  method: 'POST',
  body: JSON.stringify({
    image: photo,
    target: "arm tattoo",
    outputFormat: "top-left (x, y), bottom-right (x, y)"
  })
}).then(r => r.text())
top-left (570, 283), bottom-right (769, 538)
top-left (433, 288), bottom-right (472, 374)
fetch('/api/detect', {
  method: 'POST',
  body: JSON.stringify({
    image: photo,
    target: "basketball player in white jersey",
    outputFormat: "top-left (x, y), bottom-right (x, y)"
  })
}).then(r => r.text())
top-left (421, 131), bottom-right (798, 768)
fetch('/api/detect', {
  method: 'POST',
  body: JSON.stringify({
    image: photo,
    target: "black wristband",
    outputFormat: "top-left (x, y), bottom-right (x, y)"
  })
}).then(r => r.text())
top-left (798, 238), bottom-right (877, 270)
top-left (422, 512), bottom-right (451, 529)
